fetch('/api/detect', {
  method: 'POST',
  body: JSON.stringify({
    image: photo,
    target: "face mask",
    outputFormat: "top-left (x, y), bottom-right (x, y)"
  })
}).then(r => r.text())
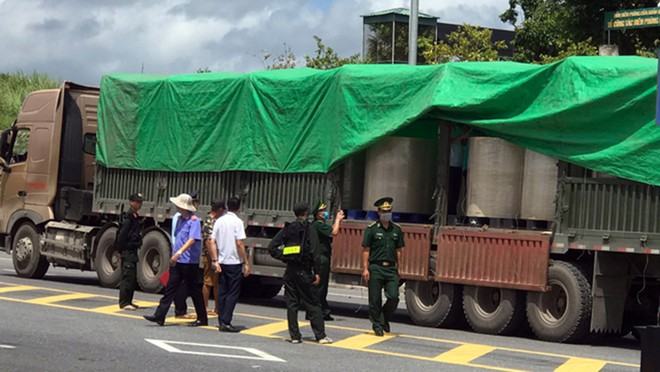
top-left (322, 211), bottom-right (330, 220)
top-left (379, 213), bottom-right (392, 222)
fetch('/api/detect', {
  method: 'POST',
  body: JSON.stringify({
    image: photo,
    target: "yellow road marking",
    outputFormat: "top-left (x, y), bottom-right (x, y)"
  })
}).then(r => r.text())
top-left (0, 283), bottom-right (640, 371)
top-left (93, 300), bottom-right (159, 314)
top-left (434, 344), bottom-right (497, 364)
top-left (554, 357), bottom-right (607, 372)
top-left (332, 333), bottom-right (395, 349)
top-left (26, 292), bottom-right (97, 304)
top-left (0, 285), bottom-right (36, 293)
top-left (241, 320), bottom-right (292, 338)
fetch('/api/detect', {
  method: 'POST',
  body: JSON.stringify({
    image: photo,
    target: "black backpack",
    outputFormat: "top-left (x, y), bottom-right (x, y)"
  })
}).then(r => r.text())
top-left (269, 220), bottom-right (313, 264)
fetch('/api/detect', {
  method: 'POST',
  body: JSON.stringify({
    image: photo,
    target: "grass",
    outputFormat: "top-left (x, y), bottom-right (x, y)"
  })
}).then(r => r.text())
top-left (0, 72), bottom-right (59, 130)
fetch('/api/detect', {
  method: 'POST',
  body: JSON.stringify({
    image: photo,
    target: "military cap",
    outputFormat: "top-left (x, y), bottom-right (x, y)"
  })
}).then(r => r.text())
top-left (129, 192), bottom-right (144, 202)
top-left (313, 201), bottom-right (328, 214)
top-left (190, 191), bottom-right (200, 201)
top-left (374, 197), bottom-right (393, 211)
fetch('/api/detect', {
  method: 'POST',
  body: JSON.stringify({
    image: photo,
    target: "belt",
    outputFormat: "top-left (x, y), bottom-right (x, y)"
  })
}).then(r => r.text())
top-left (371, 261), bottom-right (396, 267)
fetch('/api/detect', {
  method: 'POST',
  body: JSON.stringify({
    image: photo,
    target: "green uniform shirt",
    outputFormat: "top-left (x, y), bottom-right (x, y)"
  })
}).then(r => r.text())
top-left (312, 220), bottom-right (333, 256)
top-left (362, 221), bottom-right (405, 263)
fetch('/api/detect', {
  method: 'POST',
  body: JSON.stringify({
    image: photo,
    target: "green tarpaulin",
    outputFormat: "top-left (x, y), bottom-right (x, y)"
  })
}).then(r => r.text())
top-left (97, 56), bottom-right (660, 184)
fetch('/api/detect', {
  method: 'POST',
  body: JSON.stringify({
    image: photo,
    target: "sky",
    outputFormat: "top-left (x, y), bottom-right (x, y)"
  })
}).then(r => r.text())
top-left (0, 0), bottom-right (513, 85)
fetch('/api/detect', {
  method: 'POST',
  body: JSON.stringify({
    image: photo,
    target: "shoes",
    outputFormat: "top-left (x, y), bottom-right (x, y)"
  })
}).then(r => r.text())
top-left (317, 337), bottom-right (333, 345)
top-left (129, 303), bottom-right (140, 309)
top-left (207, 310), bottom-right (217, 316)
top-left (219, 324), bottom-right (240, 333)
top-left (373, 328), bottom-right (384, 337)
top-left (288, 339), bottom-right (302, 344)
top-left (120, 305), bottom-right (138, 311)
top-left (143, 315), bottom-right (165, 326)
top-left (383, 322), bottom-right (390, 333)
top-left (175, 313), bottom-right (197, 320)
top-left (323, 314), bottom-right (334, 321)
top-left (189, 320), bottom-right (208, 327)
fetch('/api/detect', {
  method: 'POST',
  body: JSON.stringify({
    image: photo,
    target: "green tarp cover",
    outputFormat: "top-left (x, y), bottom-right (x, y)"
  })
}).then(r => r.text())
top-left (97, 56), bottom-right (660, 184)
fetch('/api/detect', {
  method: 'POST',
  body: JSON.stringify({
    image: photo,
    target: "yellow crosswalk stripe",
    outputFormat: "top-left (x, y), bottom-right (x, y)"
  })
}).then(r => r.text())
top-left (92, 300), bottom-right (160, 314)
top-left (554, 357), bottom-right (607, 372)
top-left (242, 321), bottom-right (293, 338)
top-left (26, 292), bottom-right (96, 304)
top-left (331, 333), bottom-right (395, 349)
top-left (434, 344), bottom-right (496, 364)
top-left (0, 285), bottom-right (36, 293)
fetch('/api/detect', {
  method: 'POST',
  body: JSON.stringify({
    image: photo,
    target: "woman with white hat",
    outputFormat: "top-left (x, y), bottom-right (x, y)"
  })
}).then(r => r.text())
top-left (144, 193), bottom-right (208, 327)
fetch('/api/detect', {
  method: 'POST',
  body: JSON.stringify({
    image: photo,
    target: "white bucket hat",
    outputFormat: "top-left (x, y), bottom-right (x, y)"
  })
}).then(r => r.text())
top-left (170, 193), bottom-right (196, 212)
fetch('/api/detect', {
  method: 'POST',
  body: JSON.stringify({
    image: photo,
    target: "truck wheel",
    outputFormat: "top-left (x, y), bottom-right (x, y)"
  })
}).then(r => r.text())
top-left (138, 230), bottom-right (170, 293)
top-left (94, 226), bottom-right (121, 288)
top-left (526, 260), bottom-right (592, 343)
top-left (240, 277), bottom-right (283, 299)
top-left (405, 280), bottom-right (464, 328)
top-left (12, 223), bottom-right (49, 278)
top-left (463, 286), bottom-right (524, 335)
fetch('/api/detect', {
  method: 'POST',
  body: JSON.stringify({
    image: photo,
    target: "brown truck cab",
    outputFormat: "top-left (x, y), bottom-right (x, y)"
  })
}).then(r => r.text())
top-left (0, 83), bottom-right (99, 278)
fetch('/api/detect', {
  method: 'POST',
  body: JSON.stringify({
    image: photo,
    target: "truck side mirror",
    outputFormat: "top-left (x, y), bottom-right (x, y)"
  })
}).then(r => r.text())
top-left (83, 134), bottom-right (96, 155)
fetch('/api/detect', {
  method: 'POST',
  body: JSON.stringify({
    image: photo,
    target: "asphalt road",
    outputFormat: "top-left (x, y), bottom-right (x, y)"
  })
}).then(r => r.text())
top-left (0, 256), bottom-right (642, 372)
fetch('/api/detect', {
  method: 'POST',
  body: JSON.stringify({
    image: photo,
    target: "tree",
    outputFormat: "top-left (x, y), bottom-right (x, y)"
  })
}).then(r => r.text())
top-left (419, 24), bottom-right (506, 64)
top-left (304, 36), bottom-right (361, 70)
top-left (196, 67), bottom-right (211, 73)
top-left (0, 72), bottom-right (58, 129)
top-left (500, 1), bottom-right (659, 62)
top-left (263, 43), bottom-right (297, 70)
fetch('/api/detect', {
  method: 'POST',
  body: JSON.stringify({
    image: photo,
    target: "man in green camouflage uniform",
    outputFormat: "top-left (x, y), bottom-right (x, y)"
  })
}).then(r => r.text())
top-left (362, 197), bottom-right (405, 337)
top-left (202, 200), bottom-right (225, 315)
top-left (311, 201), bottom-right (344, 320)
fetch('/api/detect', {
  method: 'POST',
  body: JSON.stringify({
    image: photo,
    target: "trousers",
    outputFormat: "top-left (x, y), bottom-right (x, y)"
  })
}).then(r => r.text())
top-left (153, 263), bottom-right (207, 323)
top-left (284, 267), bottom-right (326, 340)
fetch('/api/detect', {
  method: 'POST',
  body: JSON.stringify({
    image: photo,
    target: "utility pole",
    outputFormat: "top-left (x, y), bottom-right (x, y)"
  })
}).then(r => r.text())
top-left (408, 0), bottom-right (419, 65)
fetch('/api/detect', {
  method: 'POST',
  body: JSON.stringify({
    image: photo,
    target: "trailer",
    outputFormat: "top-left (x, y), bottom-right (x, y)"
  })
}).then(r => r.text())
top-left (3, 57), bottom-right (660, 343)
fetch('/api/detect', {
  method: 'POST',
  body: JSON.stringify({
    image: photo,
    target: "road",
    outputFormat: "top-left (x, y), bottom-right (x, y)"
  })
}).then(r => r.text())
top-left (0, 256), bottom-right (641, 372)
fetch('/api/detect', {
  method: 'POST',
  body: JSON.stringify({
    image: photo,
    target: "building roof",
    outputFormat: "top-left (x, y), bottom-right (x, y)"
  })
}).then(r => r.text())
top-left (361, 7), bottom-right (437, 19)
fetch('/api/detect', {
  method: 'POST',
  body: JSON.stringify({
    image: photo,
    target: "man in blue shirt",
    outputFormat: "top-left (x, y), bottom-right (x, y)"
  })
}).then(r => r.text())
top-left (173, 192), bottom-right (201, 319)
top-left (144, 193), bottom-right (208, 327)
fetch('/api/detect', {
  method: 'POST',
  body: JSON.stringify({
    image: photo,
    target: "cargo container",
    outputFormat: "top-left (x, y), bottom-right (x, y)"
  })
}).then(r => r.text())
top-left (4, 78), bottom-right (660, 345)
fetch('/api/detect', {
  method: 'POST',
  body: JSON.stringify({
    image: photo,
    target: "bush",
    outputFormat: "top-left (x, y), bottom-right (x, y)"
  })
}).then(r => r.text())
top-left (0, 72), bottom-right (59, 129)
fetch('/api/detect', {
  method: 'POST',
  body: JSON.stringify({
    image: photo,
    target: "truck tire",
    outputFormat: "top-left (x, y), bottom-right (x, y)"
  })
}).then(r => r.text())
top-left (94, 226), bottom-right (121, 288)
top-left (463, 285), bottom-right (524, 335)
top-left (405, 280), bottom-right (464, 328)
top-left (240, 277), bottom-right (283, 299)
top-left (526, 260), bottom-right (592, 343)
top-left (12, 223), bottom-right (49, 278)
top-left (137, 230), bottom-right (170, 293)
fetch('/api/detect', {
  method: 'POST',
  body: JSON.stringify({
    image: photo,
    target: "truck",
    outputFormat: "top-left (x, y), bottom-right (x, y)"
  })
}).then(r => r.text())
top-left (3, 57), bottom-right (659, 344)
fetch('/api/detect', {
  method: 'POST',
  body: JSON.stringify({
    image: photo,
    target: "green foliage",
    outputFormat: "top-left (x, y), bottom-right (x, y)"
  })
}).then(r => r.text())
top-left (263, 43), bottom-right (297, 70)
top-left (304, 36), bottom-right (361, 70)
top-left (0, 72), bottom-right (59, 130)
top-left (419, 24), bottom-right (506, 64)
top-left (364, 22), bottom-right (436, 64)
top-left (196, 67), bottom-right (211, 73)
top-left (501, 0), bottom-right (660, 62)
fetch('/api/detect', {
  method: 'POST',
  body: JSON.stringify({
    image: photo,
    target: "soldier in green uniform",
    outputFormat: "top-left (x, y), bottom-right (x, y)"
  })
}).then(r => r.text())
top-left (311, 201), bottom-right (344, 321)
top-left (362, 197), bottom-right (405, 336)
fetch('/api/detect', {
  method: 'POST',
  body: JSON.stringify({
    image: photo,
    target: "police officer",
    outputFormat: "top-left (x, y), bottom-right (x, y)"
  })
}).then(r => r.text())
top-left (311, 201), bottom-right (344, 321)
top-left (269, 203), bottom-right (332, 344)
top-left (362, 197), bottom-right (405, 336)
top-left (117, 192), bottom-right (144, 311)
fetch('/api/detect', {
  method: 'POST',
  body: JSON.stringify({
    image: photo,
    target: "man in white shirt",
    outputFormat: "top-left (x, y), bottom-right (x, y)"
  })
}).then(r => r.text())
top-left (209, 196), bottom-right (251, 332)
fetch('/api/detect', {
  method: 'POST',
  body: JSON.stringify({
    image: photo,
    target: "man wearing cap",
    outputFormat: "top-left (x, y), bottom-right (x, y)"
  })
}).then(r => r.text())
top-left (144, 193), bottom-right (208, 326)
top-left (311, 201), bottom-right (344, 321)
top-left (117, 193), bottom-right (144, 311)
top-left (269, 203), bottom-right (332, 344)
top-left (362, 197), bottom-right (405, 336)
